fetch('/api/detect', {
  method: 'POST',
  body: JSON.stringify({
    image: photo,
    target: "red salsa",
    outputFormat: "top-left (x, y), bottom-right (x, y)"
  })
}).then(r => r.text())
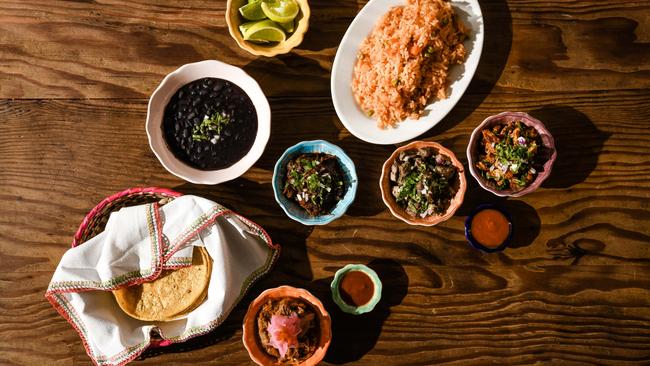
top-left (339, 270), bottom-right (374, 307)
top-left (470, 209), bottom-right (510, 248)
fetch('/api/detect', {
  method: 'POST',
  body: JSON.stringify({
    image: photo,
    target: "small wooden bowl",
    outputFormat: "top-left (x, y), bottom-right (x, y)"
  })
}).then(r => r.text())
top-left (380, 141), bottom-right (467, 226)
top-left (466, 111), bottom-right (557, 197)
top-left (242, 286), bottom-right (331, 366)
top-left (226, 0), bottom-right (310, 57)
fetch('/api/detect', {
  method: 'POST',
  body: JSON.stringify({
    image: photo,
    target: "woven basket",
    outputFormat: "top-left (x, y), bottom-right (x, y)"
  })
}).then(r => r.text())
top-left (72, 187), bottom-right (224, 355)
top-left (72, 187), bottom-right (182, 247)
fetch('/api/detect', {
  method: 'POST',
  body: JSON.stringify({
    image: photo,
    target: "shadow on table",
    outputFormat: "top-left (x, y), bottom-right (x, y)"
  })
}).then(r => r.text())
top-left (308, 258), bottom-right (409, 364)
top-left (335, 136), bottom-right (395, 217)
top-left (242, 54), bottom-right (331, 100)
top-left (502, 200), bottom-right (540, 249)
top-left (298, 0), bottom-right (364, 52)
top-left (242, 55), bottom-right (343, 172)
top-left (420, 0), bottom-right (513, 139)
top-left (530, 105), bottom-right (610, 189)
top-left (138, 314), bottom-right (239, 359)
top-left (456, 169), bottom-right (505, 216)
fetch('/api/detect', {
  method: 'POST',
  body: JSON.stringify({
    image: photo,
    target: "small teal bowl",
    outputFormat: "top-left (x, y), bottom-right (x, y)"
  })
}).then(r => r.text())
top-left (272, 140), bottom-right (358, 225)
top-left (331, 264), bottom-right (382, 315)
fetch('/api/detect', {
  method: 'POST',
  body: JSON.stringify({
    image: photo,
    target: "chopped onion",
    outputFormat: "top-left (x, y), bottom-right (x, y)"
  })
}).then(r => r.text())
top-left (517, 136), bottom-right (527, 146)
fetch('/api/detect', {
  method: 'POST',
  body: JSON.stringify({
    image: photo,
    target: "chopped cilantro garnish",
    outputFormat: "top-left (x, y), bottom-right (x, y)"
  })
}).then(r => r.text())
top-left (192, 112), bottom-right (231, 142)
top-left (475, 120), bottom-right (541, 191)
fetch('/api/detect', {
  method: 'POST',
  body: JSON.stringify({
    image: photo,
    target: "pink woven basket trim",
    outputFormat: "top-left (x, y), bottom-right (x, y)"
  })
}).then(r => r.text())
top-left (63, 187), bottom-right (280, 359)
top-left (49, 203), bottom-right (166, 295)
top-left (72, 187), bottom-right (182, 247)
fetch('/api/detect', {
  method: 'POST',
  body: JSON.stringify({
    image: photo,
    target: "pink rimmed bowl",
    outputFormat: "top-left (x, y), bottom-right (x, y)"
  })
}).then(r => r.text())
top-left (467, 111), bottom-right (557, 197)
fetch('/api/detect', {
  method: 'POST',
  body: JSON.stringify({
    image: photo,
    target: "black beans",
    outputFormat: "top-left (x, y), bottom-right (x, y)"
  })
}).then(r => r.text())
top-left (161, 77), bottom-right (258, 171)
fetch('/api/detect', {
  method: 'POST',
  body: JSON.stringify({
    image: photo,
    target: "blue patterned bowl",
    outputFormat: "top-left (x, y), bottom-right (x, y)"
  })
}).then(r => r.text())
top-left (272, 140), bottom-right (358, 225)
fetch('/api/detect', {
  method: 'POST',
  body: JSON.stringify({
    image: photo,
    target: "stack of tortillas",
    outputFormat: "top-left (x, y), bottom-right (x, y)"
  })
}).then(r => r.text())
top-left (113, 247), bottom-right (212, 321)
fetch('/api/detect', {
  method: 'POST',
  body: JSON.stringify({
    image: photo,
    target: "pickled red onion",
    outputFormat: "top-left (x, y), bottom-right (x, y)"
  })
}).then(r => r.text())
top-left (267, 313), bottom-right (302, 358)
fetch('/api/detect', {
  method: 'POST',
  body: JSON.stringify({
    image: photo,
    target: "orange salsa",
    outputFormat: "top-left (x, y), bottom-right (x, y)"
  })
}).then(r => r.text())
top-left (470, 209), bottom-right (510, 248)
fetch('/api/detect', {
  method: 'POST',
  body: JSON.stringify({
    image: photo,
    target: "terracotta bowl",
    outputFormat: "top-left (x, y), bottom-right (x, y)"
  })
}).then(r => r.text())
top-left (226, 0), bottom-right (310, 57)
top-left (380, 141), bottom-right (467, 226)
top-left (466, 111), bottom-right (557, 197)
top-left (242, 286), bottom-right (331, 366)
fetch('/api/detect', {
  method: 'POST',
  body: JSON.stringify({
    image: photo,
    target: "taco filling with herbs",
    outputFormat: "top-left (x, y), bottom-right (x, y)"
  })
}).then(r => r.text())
top-left (475, 120), bottom-right (543, 191)
top-left (283, 153), bottom-right (345, 216)
top-left (389, 147), bottom-right (459, 218)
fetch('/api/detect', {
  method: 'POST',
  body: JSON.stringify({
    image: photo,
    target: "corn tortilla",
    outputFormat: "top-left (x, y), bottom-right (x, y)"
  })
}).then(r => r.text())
top-left (113, 247), bottom-right (212, 321)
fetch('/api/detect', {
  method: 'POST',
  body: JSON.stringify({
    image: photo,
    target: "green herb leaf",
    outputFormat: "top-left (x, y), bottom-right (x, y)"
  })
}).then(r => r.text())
top-left (192, 112), bottom-right (231, 142)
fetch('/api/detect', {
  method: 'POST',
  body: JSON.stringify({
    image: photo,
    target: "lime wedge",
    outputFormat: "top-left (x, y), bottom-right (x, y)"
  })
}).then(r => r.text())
top-left (260, 0), bottom-right (299, 23)
top-left (239, 2), bottom-right (266, 21)
top-left (239, 21), bottom-right (258, 36)
top-left (279, 19), bottom-right (294, 33)
top-left (248, 0), bottom-right (262, 3)
top-left (243, 19), bottom-right (286, 43)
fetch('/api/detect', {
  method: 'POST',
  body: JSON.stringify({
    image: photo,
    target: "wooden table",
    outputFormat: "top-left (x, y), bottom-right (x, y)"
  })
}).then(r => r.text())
top-left (1, 0), bottom-right (650, 365)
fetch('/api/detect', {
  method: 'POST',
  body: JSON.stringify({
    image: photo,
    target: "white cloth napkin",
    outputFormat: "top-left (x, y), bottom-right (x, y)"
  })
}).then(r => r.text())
top-left (46, 195), bottom-right (279, 366)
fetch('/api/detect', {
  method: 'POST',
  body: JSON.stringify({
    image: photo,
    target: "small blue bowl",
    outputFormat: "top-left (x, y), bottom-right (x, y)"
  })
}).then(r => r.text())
top-left (465, 204), bottom-right (513, 253)
top-left (272, 140), bottom-right (358, 225)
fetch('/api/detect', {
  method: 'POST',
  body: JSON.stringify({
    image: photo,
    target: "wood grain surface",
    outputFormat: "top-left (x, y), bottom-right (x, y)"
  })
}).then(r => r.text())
top-left (1, 0), bottom-right (650, 365)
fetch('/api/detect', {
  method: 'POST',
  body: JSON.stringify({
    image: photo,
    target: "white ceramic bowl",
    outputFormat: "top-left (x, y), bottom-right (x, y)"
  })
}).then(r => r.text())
top-left (331, 0), bottom-right (484, 145)
top-left (146, 60), bottom-right (271, 184)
